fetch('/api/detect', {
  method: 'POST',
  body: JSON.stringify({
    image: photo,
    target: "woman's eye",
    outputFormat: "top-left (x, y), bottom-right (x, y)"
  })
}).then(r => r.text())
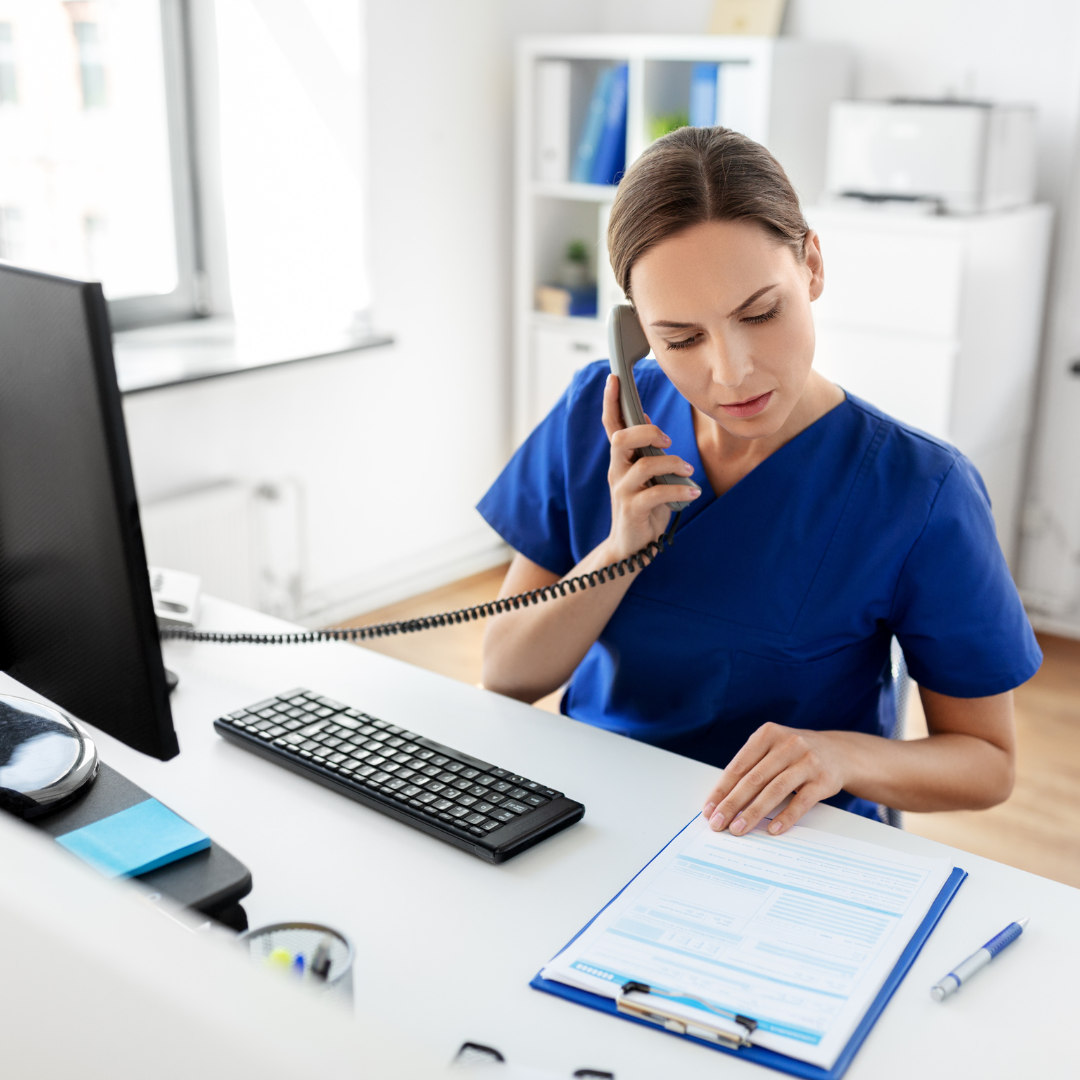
top-left (665, 335), bottom-right (700, 351)
top-left (742, 306), bottom-right (780, 325)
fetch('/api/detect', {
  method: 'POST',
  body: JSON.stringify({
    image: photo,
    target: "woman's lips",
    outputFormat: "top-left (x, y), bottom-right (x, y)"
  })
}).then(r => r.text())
top-left (719, 390), bottom-right (774, 418)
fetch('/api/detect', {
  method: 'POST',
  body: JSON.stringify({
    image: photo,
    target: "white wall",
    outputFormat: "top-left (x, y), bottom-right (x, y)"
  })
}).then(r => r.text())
top-left (124, 0), bottom-right (1080, 629)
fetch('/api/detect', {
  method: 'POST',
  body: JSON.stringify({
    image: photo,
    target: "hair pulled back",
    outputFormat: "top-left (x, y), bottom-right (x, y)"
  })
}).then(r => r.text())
top-left (607, 127), bottom-right (808, 300)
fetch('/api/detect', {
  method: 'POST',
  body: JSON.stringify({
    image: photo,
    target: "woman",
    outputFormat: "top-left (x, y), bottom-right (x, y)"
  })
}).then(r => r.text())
top-left (478, 127), bottom-right (1040, 837)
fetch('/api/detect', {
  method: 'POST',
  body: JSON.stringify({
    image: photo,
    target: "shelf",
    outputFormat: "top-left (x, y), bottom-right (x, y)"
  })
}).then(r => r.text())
top-left (531, 180), bottom-right (618, 202)
top-left (531, 311), bottom-right (603, 330)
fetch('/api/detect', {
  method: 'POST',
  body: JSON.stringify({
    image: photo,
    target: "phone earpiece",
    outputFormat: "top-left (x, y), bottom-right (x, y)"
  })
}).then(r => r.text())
top-left (606, 304), bottom-right (694, 512)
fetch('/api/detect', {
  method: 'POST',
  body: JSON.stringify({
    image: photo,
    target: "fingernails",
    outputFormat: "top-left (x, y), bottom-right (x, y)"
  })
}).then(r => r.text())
top-left (768, 819), bottom-right (783, 835)
top-left (680, 462), bottom-right (694, 475)
top-left (709, 811), bottom-right (725, 831)
top-left (703, 802), bottom-right (716, 819)
top-left (729, 817), bottom-right (746, 835)
top-left (659, 436), bottom-right (672, 446)
top-left (688, 487), bottom-right (702, 498)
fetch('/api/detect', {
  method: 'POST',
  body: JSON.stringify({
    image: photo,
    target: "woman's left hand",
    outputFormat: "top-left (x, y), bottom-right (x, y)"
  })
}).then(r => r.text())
top-left (701, 723), bottom-right (848, 837)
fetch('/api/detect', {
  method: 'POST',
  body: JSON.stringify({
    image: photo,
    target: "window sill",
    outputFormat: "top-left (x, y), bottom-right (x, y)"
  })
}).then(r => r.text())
top-left (113, 317), bottom-right (394, 395)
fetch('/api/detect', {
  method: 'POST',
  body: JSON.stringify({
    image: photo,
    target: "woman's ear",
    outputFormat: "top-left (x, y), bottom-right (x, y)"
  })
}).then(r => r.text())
top-left (804, 230), bottom-right (825, 302)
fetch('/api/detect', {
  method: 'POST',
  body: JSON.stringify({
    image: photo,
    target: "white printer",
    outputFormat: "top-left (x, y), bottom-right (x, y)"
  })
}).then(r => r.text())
top-left (825, 100), bottom-right (1036, 214)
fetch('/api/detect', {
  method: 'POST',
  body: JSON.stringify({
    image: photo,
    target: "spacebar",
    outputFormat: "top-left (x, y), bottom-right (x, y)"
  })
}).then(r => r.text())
top-left (413, 736), bottom-right (495, 772)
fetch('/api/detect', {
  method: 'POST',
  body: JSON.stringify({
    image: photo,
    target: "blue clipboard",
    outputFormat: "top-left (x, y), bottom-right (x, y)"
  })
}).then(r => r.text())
top-left (530, 821), bottom-right (967, 1080)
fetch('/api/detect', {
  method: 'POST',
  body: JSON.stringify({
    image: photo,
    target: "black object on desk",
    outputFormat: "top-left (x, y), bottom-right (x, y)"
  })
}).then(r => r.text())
top-left (216, 688), bottom-right (584, 863)
top-left (35, 762), bottom-right (253, 930)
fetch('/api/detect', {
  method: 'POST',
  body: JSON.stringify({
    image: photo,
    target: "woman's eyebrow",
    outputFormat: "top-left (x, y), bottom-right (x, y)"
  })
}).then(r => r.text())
top-left (729, 283), bottom-right (780, 317)
top-left (649, 284), bottom-right (782, 328)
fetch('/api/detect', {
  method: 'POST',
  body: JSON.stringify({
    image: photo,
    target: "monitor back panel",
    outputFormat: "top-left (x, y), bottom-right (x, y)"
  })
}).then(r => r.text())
top-left (0, 265), bottom-right (178, 759)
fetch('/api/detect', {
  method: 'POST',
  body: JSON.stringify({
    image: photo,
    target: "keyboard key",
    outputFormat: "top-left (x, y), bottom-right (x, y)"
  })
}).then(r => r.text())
top-left (396, 768), bottom-right (416, 781)
top-left (357, 765), bottom-right (376, 777)
top-left (386, 779), bottom-right (407, 791)
top-left (267, 726), bottom-right (286, 737)
top-left (426, 781), bottom-right (446, 794)
top-left (460, 768), bottom-right (481, 780)
top-left (417, 792), bottom-right (437, 804)
top-left (438, 813), bottom-right (454, 823)
top-left (475, 802), bottom-right (495, 814)
top-left (392, 752), bottom-right (412, 765)
top-left (469, 826), bottom-right (485, 837)
top-left (431, 755), bottom-right (449, 766)
top-left (371, 772), bottom-right (392, 785)
top-left (316, 697), bottom-right (346, 710)
top-left (385, 736), bottom-right (405, 749)
top-left (298, 750), bottom-right (312, 759)
top-left (386, 725), bottom-right (405, 735)
top-left (482, 820), bottom-right (502, 832)
top-left (490, 809), bottom-right (514, 822)
top-left (467, 784), bottom-right (488, 798)
top-left (328, 753), bottom-right (347, 764)
top-left (366, 755), bottom-right (386, 768)
top-left (349, 748), bottom-right (371, 760)
top-left (502, 800), bottom-right (530, 815)
top-left (488, 768), bottom-right (510, 778)
top-left (456, 795), bottom-right (477, 808)
top-left (444, 762), bottom-right (464, 774)
top-left (402, 785), bottom-right (422, 797)
top-left (484, 792), bottom-right (504, 804)
top-left (382, 762), bottom-right (400, 774)
top-left (524, 794), bottom-right (548, 807)
top-left (508, 787), bottom-right (528, 800)
top-left (451, 778), bottom-right (471, 791)
top-left (433, 799), bottom-right (454, 811)
top-left (448, 806), bottom-right (469, 819)
top-left (414, 749), bottom-right (434, 760)
top-left (283, 733), bottom-right (305, 745)
top-left (422, 765), bottom-right (442, 777)
top-left (401, 743), bottom-right (420, 754)
top-left (489, 780), bottom-right (512, 793)
top-left (464, 812), bottom-right (486, 826)
top-left (423, 805), bottom-right (440, 816)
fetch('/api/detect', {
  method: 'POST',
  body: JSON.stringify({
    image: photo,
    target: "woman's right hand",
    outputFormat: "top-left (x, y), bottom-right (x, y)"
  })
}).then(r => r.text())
top-left (602, 374), bottom-right (701, 559)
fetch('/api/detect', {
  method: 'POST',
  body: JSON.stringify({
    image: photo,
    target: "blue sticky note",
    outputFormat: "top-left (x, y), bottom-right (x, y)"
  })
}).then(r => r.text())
top-left (55, 798), bottom-right (210, 878)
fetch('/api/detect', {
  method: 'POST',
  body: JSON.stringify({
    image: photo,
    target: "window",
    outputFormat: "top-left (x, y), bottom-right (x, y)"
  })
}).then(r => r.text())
top-left (0, 1), bottom-right (200, 328)
top-left (0, 23), bottom-right (17, 104)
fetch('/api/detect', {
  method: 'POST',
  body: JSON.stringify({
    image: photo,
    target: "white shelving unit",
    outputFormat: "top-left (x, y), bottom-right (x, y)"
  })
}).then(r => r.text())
top-left (514, 34), bottom-right (852, 443)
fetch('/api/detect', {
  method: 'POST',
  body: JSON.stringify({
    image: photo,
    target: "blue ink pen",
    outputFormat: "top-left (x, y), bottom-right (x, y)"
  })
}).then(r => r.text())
top-left (931, 918), bottom-right (1029, 1001)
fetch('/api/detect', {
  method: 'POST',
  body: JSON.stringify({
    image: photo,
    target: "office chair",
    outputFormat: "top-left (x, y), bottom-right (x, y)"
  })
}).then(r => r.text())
top-left (879, 637), bottom-right (910, 829)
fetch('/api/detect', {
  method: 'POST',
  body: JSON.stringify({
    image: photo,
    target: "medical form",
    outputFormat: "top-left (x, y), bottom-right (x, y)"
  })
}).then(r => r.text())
top-left (540, 816), bottom-right (954, 1070)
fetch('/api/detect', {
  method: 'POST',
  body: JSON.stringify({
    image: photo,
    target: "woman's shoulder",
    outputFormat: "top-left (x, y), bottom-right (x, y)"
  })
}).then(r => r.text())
top-left (838, 392), bottom-right (989, 509)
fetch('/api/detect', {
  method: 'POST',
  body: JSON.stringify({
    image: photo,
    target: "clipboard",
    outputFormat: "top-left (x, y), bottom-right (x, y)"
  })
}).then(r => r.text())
top-left (530, 822), bottom-right (967, 1080)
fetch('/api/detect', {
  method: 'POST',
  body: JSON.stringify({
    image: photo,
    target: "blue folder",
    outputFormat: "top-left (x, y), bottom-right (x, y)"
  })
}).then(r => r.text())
top-left (531, 826), bottom-right (967, 1080)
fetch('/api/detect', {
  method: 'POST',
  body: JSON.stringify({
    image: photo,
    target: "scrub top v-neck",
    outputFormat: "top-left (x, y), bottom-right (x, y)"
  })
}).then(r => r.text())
top-left (477, 359), bottom-right (1041, 819)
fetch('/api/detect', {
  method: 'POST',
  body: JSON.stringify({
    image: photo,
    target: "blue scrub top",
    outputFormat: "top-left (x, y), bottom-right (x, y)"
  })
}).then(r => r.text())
top-left (477, 359), bottom-right (1041, 819)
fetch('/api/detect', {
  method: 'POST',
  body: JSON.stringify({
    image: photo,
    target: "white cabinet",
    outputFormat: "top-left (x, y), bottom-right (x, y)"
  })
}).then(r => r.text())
top-left (808, 203), bottom-right (1053, 569)
top-left (531, 319), bottom-right (608, 430)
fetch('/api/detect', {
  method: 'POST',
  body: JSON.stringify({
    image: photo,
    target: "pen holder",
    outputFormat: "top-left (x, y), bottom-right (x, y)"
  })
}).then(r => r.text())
top-left (241, 922), bottom-right (354, 1005)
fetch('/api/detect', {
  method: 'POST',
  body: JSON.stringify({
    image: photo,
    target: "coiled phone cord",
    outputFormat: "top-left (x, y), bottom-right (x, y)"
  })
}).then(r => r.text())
top-left (159, 512), bottom-right (682, 646)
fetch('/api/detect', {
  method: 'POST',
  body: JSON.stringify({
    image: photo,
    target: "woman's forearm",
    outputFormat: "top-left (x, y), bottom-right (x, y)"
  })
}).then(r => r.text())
top-left (481, 543), bottom-right (637, 702)
top-left (826, 728), bottom-right (1015, 812)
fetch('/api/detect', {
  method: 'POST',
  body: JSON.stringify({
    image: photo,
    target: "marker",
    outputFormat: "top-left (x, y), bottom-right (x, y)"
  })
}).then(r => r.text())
top-left (310, 934), bottom-right (334, 982)
top-left (931, 918), bottom-right (1029, 1002)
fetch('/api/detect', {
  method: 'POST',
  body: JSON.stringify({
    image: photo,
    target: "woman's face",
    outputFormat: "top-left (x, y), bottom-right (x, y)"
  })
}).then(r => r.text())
top-left (629, 219), bottom-right (824, 440)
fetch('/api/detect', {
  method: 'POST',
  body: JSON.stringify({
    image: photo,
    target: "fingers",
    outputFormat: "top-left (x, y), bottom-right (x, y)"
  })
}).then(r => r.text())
top-left (602, 375), bottom-right (625, 438)
top-left (701, 724), bottom-right (842, 837)
top-left (765, 782), bottom-right (833, 835)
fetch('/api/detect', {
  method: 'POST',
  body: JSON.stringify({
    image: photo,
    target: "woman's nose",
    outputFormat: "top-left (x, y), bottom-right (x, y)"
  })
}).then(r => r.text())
top-left (705, 337), bottom-right (753, 388)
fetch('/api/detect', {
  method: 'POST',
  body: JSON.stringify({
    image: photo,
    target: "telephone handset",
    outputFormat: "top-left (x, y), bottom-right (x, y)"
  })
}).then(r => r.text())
top-left (607, 303), bottom-right (696, 511)
top-left (163, 311), bottom-right (685, 647)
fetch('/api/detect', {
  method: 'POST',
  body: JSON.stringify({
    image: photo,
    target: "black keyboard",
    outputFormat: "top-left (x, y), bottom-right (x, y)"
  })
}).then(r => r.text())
top-left (214, 688), bottom-right (585, 863)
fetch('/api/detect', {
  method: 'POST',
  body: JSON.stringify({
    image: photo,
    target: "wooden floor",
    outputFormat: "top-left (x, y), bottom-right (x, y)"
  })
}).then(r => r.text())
top-left (337, 566), bottom-right (1080, 888)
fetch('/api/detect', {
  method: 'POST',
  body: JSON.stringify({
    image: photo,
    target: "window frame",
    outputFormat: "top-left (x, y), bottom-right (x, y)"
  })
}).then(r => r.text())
top-left (106, 0), bottom-right (205, 331)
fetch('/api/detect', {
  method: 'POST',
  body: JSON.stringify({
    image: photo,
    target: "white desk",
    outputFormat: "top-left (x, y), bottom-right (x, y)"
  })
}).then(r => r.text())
top-left (78, 598), bottom-right (1080, 1078)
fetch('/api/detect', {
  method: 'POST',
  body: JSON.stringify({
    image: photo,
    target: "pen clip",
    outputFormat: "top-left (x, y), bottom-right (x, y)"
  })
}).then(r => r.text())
top-left (616, 981), bottom-right (757, 1049)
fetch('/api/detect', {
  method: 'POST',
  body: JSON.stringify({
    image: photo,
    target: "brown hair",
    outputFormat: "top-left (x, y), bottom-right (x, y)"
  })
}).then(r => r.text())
top-left (607, 127), bottom-right (808, 300)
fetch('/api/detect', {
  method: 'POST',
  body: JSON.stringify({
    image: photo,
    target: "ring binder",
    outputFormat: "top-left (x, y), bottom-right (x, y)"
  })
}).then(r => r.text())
top-left (616, 981), bottom-right (757, 1048)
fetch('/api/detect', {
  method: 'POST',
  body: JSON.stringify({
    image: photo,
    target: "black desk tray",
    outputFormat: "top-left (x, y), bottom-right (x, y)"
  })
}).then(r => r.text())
top-left (34, 762), bottom-right (252, 930)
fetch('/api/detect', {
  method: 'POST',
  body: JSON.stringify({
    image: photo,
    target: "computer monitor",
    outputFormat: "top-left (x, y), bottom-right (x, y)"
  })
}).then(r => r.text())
top-left (0, 264), bottom-right (179, 759)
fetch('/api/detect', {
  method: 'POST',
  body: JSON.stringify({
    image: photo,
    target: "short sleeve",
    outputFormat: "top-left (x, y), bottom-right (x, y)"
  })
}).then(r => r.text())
top-left (890, 455), bottom-right (1042, 697)
top-left (476, 388), bottom-right (575, 576)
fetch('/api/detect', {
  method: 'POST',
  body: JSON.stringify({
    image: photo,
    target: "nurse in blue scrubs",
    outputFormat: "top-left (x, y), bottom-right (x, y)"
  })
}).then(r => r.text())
top-left (478, 127), bottom-right (1041, 835)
